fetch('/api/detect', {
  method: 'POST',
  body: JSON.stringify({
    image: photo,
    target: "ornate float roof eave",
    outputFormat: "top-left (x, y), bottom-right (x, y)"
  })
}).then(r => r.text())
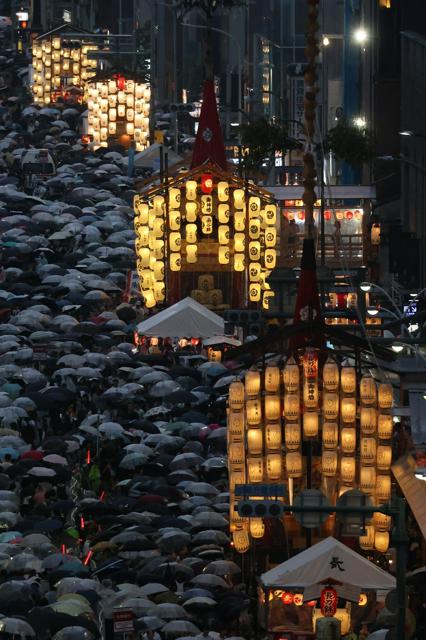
top-left (137, 160), bottom-right (278, 204)
top-left (35, 23), bottom-right (93, 40)
top-left (88, 67), bottom-right (149, 85)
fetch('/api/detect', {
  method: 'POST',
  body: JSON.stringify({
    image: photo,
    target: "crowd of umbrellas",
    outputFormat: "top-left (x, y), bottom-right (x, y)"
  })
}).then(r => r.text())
top-left (0, 47), bottom-right (251, 640)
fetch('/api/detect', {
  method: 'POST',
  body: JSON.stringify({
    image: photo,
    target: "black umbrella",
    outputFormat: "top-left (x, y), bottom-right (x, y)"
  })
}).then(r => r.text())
top-left (26, 608), bottom-right (100, 637)
top-left (166, 390), bottom-right (198, 405)
top-left (180, 410), bottom-right (210, 424)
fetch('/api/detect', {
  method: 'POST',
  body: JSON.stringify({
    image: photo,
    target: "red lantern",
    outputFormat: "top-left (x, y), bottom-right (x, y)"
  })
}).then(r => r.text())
top-left (281, 592), bottom-right (294, 605)
top-left (115, 74), bottom-right (126, 91)
top-left (346, 210), bottom-right (353, 220)
top-left (324, 210), bottom-right (331, 221)
top-left (201, 173), bottom-right (214, 194)
top-left (320, 587), bottom-right (338, 617)
top-left (307, 600), bottom-right (317, 607)
top-left (297, 211), bottom-right (305, 221)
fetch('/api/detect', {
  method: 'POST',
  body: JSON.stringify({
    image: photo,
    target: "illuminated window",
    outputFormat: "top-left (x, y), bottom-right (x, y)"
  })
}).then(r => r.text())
top-left (379, 0), bottom-right (391, 7)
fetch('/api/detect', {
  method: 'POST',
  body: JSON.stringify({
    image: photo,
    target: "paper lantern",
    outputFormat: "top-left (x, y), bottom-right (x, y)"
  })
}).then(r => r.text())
top-left (246, 398), bottom-right (262, 426)
top-left (185, 201), bottom-right (197, 222)
top-left (340, 397), bottom-right (356, 423)
top-left (209, 348), bottom-right (222, 362)
top-left (283, 357), bottom-right (299, 392)
top-left (234, 209), bottom-right (246, 232)
top-left (265, 227), bottom-right (277, 248)
top-left (228, 411), bottom-right (245, 437)
top-left (186, 223), bottom-right (197, 244)
top-left (245, 369), bottom-right (261, 397)
top-left (378, 414), bottom-right (393, 440)
top-left (154, 282), bottom-right (165, 302)
top-left (229, 466), bottom-right (245, 491)
top-left (341, 366), bottom-right (356, 394)
top-left (265, 423), bottom-right (282, 450)
top-left (249, 218), bottom-right (260, 239)
top-left (322, 359), bottom-right (339, 391)
top-left (284, 394), bottom-right (299, 419)
top-left (229, 441), bottom-right (245, 464)
top-left (249, 262), bottom-right (261, 282)
top-left (265, 395), bottom-right (281, 421)
top-left (169, 187), bottom-right (181, 209)
top-left (250, 518), bottom-right (265, 539)
top-left (218, 204), bottom-right (230, 223)
top-left (201, 195), bottom-right (213, 214)
top-left (249, 241), bottom-right (261, 262)
top-left (233, 189), bottom-right (245, 208)
top-left (341, 427), bottom-right (356, 453)
top-left (248, 457), bottom-right (263, 482)
top-left (186, 245), bottom-right (198, 263)
top-left (143, 289), bottom-right (156, 308)
top-left (233, 529), bottom-right (249, 553)
top-left (153, 260), bottom-right (164, 281)
top-left (218, 225), bottom-right (230, 245)
top-left (169, 211), bottom-right (181, 231)
top-left (218, 181), bottom-right (229, 201)
top-left (153, 195), bottom-right (164, 215)
top-left (360, 407), bottom-right (377, 434)
top-left (264, 204), bottom-right (277, 225)
top-left (234, 233), bottom-right (245, 253)
top-left (378, 383), bottom-right (393, 409)
top-left (303, 381), bottom-right (318, 409)
top-left (219, 247), bottom-right (230, 264)
top-left (340, 456), bottom-right (356, 483)
top-left (323, 393), bottom-right (339, 420)
top-left (322, 422), bottom-right (338, 449)
top-left (377, 445), bottom-right (392, 470)
top-left (360, 376), bottom-right (377, 405)
top-left (202, 215), bottom-right (213, 234)
top-left (285, 422), bottom-right (301, 450)
top-left (153, 240), bottom-right (164, 259)
top-left (229, 382), bottom-right (245, 409)
top-left (303, 411), bottom-right (318, 437)
top-left (359, 525), bottom-right (375, 550)
top-left (374, 512), bottom-right (392, 531)
top-left (169, 232), bottom-right (181, 251)
top-left (248, 196), bottom-right (260, 215)
top-left (360, 466), bottom-right (376, 492)
top-left (266, 453), bottom-right (282, 480)
top-left (376, 474), bottom-right (392, 503)
top-left (234, 254), bottom-right (245, 271)
top-left (286, 451), bottom-right (303, 478)
top-left (264, 248), bottom-right (276, 269)
top-left (322, 450), bottom-right (338, 476)
top-left (249, 283), bottom-right (261, 302)
top-left (247, 429), bottom-right (263, 455)
top-left (360, 437), bottom-right (377, 464)
top-left (186, 180), bottom-right (197, 200)
top-left (375, 531), bottom-right (389, 553)
top-left (265, 366), bottom-right (280, 393)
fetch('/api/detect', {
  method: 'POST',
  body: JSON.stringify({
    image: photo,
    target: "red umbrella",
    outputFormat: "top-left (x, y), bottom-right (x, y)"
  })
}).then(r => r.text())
top-left (21, 450), bottom-right (44, 460)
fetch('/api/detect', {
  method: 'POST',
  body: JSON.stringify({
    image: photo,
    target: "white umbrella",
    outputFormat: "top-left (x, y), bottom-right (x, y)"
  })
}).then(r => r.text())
top-left (162, 620), bottom-right (200, 637)
top-left (27, 467), bottom-right (56, 477)
top-left (150, 381), bottom-right (181, 398)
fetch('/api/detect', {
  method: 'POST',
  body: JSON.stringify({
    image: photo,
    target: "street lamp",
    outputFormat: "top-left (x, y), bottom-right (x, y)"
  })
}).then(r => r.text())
top-left (353, 116), bottom-right (367, 129)
top-left (360, 282), bottom-right (403, 318)
top-left (353, 27), bottom-right (368, 45)
top-left (391, 342), bottom-right (404, 353)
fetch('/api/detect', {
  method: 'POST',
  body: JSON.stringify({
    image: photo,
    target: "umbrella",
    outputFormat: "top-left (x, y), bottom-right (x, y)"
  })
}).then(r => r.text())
top-left (150, 381), bottom-right (181, 398)
top-left (0, 617), bottom-right (36, 637)
top-left (52, 627), bottom-right (96, 640)
top-left (191, 574), bottom-right (230, 589)
top-left (135, 616), bottom-right (165, 631)
top-left (184, 482), bottom-right (219, 497)
top-left (151, 603), bottom-right (188, 620)
top-left (204, 560), bottom-right (241, 576)
top-left (162, 620), bottom-right (200, 637)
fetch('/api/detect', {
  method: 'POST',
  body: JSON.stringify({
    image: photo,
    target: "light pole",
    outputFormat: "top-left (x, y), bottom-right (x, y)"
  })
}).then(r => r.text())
top-left (360, 281), bottom-right (404, 319)
top-left (182, 21), bottom-right (243, 128)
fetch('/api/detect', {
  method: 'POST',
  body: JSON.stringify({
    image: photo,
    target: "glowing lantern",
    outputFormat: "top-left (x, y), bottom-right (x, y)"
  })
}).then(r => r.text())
top-left (218, 225), bottom-right (230, 245)
top-left (360, 437), bottom-right (377, 464)
top-left (249, 196), bottom-right (260, 215)
top-left (360, 376), bottom-right (377, 405)
top-left (247, 457), bottom-right (263, 482)
top-left (233, 189), bottom-right (245, 208)
top-left (249, 284), bottom-right (261, 303)
top-left (250, 519), bottom-right (265, 539)
top-left (265, 423), bottom-right (282, 450)
top-left (264, 248), bottom-right (276, 269)
top-left (218, 181), bottom-right (229, 201)
top-left (186, 180), bottom-right (197, 200)
top-left (374, 512), bottom-right (392, 531)
top-left (359, 525), bottom-right (375, 550)
top-left (286, 451), bottom-right (303, 478)
top-left (169, 188), bottom-right (181, 208)
top-left (284, 394), bottom-right (299, 419)
top-left (201, 173), bottom-right (213, 193)
top-left (229, 382), bottom-right (245, 409)
top-left (322, 359), bottom-right (339, 391)
top-left (218, 204), bottom-right (230, 223)
top-left (322, 422), bottom-right (338, 449)
top-left (264, 204), bottom-right (277, 225)
top-left (265, 366), bottom-right (280, 393)
top-left (341, 427), bottom-right (356, 453)
top-left (283, 358), bottom-right (299, 392)
top-left (340, 456), bottom-right (356, 483)
top-left (186, 224), bottom-right (197, 244)
top-left (186, 244), bottom-right (198, 263)
top-left (249, 219), bottom-right (260, 239)
top-left (233, 529), bottom-right (250, 553)
top-left (234, 233), bottom-right (245, 253)
top-left (201, 195), bottom-right (213, 214)
top-left (303, 411), bottom-right (319, 438)
top-left (323, 393), bottom-right (339, 420)
top-left (341, 366), bottom-right (356, 394)
top-left (234, 254), bottom-right (245, 271)
top-left (285, 422), bottom-right (301, 450)
top-left (185, 201), bottom-right (197, 222)
top-left (247, 429), bottom-right (263, 455)
top-left (322, 451), bottom-right (338, 476)
top-left (234, 209), bottom-right (246, 231)
top-left (360, 466), bottom-right (376, 492)
top-left (249, 241), bottom-right (261, 262)
top-left (378, 414), bottom-right (393, 440)
top-left (371, 223), bottom-right (381, 245)
top-left (266, 453), bottom-right (282, 480)
top-left (202, 215), bottom-right (213, 234)
top-left (169, 232), bottom-right (181, 252)
top-left (375, 531), bottom-right (389, 553)
top-left (169, 211), bottom-right (181, 230)
top-left (265, 395), bottom-right (281, 421)
top-left (265, 227), bottom-right (277, 247)
top-left (377, 445), bottom-right (392, 470)
top-left (143, 289), bottom-right (156, 308)
top-left (246, 398), bottom-right (262, 426)
top-left (303, 381), bottom-right (318, 409)
top-left (245, 369), bottom-right (261, 397)
top-left (360, 407), bottom-right (376, 434)
top-left (154, 282), bottom-right (165, 302)
top-left (228, 411), bottom-right (245, 437)
top-left (376, 474), bottom-right (391, 502)
top-left (340, 397), bottom-right (356, 423)
top-left (219, 247), bottom-right (230, 264)
top-left (229, 442), bottom-right (245, 464)
top-left (378, 383), bottom-right (393, 409)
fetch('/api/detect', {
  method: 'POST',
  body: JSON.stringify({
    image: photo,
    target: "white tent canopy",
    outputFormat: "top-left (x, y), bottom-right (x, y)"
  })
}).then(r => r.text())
top-left (260, 537), bottom-right (395, 592)
top-left (137, 297), bottom-right (225, 338)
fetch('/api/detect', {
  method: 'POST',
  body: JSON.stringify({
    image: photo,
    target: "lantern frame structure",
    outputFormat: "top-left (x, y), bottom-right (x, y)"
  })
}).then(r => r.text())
top-left (31, 23), bottom-right (98, 104)
top-left (134, 162), bottom-right (278, 310)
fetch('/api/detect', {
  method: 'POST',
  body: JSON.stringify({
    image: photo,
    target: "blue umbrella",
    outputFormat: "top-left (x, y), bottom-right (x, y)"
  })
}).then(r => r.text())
top-left (0, 447), bottom-right (19, 460)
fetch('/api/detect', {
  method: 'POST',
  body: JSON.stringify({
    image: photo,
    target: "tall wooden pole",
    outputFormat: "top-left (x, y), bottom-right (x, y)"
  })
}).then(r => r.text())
top-left (303, 0), bottom-right (320, 240)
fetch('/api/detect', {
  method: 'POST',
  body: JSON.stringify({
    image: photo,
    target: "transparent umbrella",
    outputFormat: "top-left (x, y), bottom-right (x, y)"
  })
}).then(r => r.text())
top-left (52, 627), bottom-right (95, 640)
top-left (0, 617), bottom-right (36, 637)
